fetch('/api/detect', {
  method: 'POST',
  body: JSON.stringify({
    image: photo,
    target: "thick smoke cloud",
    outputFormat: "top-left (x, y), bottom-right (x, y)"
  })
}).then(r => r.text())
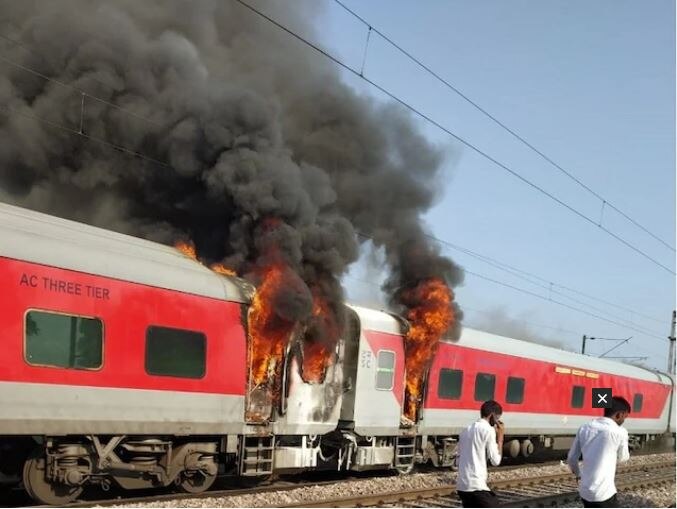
top-left (0, 0), bottom-right (463, 340)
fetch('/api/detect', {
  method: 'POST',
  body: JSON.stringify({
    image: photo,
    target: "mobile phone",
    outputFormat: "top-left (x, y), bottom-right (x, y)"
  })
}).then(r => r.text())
top-left (489, 414), bottom-right (497, 427)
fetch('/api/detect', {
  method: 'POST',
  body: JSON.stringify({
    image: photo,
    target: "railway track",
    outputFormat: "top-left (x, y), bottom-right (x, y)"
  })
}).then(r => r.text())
top-left (18, 456), bottom-right (568, 508)
top-left (4, 452), bottom-right (672, 507)
top-left (276, 460), bottom-right (676, 508)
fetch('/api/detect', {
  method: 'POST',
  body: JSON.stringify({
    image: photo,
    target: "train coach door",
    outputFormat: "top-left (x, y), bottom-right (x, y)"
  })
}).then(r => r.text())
top-left (244, 343), bottom-right (275, 424)
top-left (350, 329), bottom-right (406, 434)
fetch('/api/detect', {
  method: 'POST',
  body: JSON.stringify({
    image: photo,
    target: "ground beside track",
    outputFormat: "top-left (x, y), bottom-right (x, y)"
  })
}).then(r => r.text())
top-left (98, 452), bottom-right (675, 508)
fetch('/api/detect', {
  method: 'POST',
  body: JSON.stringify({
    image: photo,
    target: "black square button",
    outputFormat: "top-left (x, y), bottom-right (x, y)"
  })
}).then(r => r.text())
top-left (592, 388), bottom-right (612, 409)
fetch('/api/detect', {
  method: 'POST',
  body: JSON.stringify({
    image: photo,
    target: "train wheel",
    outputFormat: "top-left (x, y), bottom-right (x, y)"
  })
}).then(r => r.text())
top-left (178, 471), bottom-right (217, 493)
top-left (23, 450), bottom-right (83, 505)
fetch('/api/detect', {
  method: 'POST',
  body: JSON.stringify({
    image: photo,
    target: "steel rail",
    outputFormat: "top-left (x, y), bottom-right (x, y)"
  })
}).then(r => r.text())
top-left (499, 466), bottom-right (676, 508)
top-left (275, 460), bottom-right (676, 508)
top-left (15, 453), bottom-right (671, 508)
top-left (44, 457), bottom-right (570, 508)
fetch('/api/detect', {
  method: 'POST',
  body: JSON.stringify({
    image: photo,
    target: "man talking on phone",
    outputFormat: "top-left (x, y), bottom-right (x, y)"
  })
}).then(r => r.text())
top-left (456, 400), bottom-right (504, 507)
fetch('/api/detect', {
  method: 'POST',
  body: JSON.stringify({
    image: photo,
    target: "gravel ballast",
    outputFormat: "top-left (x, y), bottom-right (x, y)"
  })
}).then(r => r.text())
top-left (106, 452), bottom-right (675, 508)
top-left (556, 483), bottom-right (676, 508)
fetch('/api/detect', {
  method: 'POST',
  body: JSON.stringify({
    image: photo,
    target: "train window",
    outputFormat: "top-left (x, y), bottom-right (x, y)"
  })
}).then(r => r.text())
top-left (571, 385), bottom-right (585, 408)
top-left (633, 393), bottom-right (643, 412)
top-left (506, 377), bottom-right (525, 404)
top-left (25, 310), bottom-right (103, 370)
top-left (145, 326), bottom-right (206, 379)
top-left (438, 368), bottom-right (463, 400)
top-left (474, 373), bottom-right (496, 401)
top-left (375, 350), bottom-right (395, 390)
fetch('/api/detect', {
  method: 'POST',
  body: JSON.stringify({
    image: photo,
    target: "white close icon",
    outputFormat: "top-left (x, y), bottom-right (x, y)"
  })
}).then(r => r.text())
top-left (597, 393), bottom-right (608, 404)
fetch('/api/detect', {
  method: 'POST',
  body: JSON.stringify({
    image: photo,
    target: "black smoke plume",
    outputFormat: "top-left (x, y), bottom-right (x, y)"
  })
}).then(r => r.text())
top-left (0, 0), bottom-right (464, 358)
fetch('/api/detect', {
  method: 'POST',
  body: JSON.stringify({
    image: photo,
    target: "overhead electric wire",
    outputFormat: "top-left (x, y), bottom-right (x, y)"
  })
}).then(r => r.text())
top-left (0, 33), bottom-right (124, 98)
top-left (344, 275), bottom-right (583, 335)
top-left (431, 236), bottom-right (665, 324)
top-left (0, 103), bottom-right (172, 169)
top-left (460, 305), bottom-right (581, 336)
top-left (0, 54), bottom-right (663, 333)
top-left (426, 235), bottom-right (667, 332)
top-left (0, 13), bottom-right (671, 349)
top-left (230, 0), bottom-right (674, 276)
top-left (343, 272), bottom-right (661, 361)
top-left (1, 98), bottom-right (662, 360)
top-left (0, 54), bottom-right (164, 129)
top-left (1, 18), bottom-right (674, 277)
top-left (355, 229), bottom-right (665, 336)
top-left (333, 0), bottom-right (675, 253)
top-left (353, 231), bottom-right (666, 341)
top-left (599, 338), bottom-right (631, 358)
top-left (462, 269), bottom-right (666, 342)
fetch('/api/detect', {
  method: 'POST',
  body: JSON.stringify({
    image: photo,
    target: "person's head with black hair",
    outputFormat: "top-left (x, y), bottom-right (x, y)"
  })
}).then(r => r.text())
top-left (604, 396), bottom-right (631, 425)
top-left (480, 400), bottom-right (503, 424)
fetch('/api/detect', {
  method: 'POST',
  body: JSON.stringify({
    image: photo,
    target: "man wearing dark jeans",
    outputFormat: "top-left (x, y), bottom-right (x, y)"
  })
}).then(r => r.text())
top-left (456, 400), bottom-right (504, 508)
top-left (567, 396), bottom-right (631, 508)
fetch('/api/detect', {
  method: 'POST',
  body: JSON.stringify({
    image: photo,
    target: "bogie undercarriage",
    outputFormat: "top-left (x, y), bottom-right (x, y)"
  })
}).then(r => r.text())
top-left (2, 436), bottom-right (223, 505)
top-left (3, 431), bottom-right (670, 505)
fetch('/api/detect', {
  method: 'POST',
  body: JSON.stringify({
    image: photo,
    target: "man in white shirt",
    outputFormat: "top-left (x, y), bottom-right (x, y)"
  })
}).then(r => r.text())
top-left (567, 396), bottom-right (631, 508)
top-left (456, 400), bottom-right (504, 507)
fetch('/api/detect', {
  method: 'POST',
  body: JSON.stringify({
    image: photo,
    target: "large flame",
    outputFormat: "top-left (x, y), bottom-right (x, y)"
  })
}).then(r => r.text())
top-left (247, 262), bottom-right (297, 387)
top-left (400, 277), bottom-right (454, 421)
top-left (301, 291), bottom-right (339, 383)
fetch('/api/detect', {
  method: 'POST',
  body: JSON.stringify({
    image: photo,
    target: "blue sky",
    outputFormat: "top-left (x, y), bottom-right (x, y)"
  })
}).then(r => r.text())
top-left (309, 0), bottom-right (675, 369)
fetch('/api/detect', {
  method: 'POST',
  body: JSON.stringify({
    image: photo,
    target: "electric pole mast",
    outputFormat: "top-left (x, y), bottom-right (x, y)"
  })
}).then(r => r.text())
top-left (668, 310), bottom-right (676, 375)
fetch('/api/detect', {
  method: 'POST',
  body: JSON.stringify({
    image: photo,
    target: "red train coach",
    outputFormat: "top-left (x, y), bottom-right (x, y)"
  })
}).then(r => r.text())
top-left (0, 203), bottom-right (252, 502)
top-left (419, 331), bottom-right (675, 467)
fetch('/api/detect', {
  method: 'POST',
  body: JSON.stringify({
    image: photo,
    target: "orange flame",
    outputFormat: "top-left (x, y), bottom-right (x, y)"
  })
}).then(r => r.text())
top-left (248, 262), bottom-right (297, 387)
top-left (210, 263), bottom-right (237, 276)
top-left (401, 277), bottom-right (454, 421)
top-left (175, 240), bottom-right (238, 277)
top-left (300, 292), bottom-right (338, 383)
top-left (175, 240), bottom-right (197, 260)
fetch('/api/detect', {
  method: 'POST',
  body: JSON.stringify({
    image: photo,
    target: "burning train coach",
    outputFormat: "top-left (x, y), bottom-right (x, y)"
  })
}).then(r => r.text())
top-left (0, 202), bottom-right (674, 505)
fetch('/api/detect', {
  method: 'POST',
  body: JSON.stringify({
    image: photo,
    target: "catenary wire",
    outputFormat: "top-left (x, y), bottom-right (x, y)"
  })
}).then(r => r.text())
top-left (355, 231), bottom-right (666, 337)
top-left (230, 0), bottom-right (674, 275)
top-left (0, 36), bottom-right (667, 327)
top-left (429, 235), bottom-right (666, 324)
top-left (342, 250), bottom-right (666, 341)
top-left (1, 17), bottom-right (673, 275)
top-left (5, 7), bottom-right (672, 257)
top-left (426, 236), bottom-right (666, 335)
top-left (463, 269), bottom-right (666, 341)
top-left (0, 103), bottom-right (172, 168)
top-left (0, 53), bottom-right (164, 129)
top-left (0, 16), bottom-right (671, 343)
top-left (343, 273), bottom-right (661, 360)
top-left (333, 0), bottom-right (675, 253)
top-left (1, 95), bottom-right (663, 338)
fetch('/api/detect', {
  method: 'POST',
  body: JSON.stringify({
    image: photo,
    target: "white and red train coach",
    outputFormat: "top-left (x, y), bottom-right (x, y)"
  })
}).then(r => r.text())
top-left (0, 202), bottom-right (674, 504)
top-left (420, 333), bottom-right (674, 464)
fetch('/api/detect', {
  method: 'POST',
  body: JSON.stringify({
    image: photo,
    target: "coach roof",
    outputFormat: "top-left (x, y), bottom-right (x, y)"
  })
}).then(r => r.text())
top-left (447, 328), bottom-right (668, 384)
top-left (0, 202), bottom-right (251, 302)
